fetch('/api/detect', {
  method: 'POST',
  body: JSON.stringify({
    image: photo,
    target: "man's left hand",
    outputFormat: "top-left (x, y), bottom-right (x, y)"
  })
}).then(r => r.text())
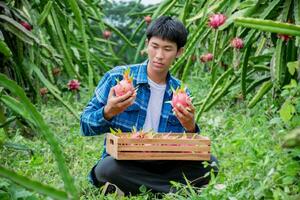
top-left (172, 101), bottom-right (196, 132)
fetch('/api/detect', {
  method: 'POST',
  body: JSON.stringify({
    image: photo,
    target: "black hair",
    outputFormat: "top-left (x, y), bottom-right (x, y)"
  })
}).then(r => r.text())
top-left (146, 16), bottom-right (188, 49)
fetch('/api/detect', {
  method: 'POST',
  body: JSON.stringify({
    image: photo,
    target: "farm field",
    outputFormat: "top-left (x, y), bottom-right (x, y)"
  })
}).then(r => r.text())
top-left (0, 0), bottom-right (299, 199)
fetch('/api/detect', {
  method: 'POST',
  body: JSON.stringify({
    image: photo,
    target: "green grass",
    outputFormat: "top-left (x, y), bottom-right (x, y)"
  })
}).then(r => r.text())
top-left (0, 74), bottom-right (299, 199)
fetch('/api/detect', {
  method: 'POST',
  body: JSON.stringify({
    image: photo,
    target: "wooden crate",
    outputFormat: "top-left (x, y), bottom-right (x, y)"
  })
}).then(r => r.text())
top-left (106, 133), bottom-right (210, 160)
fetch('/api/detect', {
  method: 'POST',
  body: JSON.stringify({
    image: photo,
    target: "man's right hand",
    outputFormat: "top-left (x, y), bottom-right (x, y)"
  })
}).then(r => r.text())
top-left (103, 87), bottom-right (137, 120)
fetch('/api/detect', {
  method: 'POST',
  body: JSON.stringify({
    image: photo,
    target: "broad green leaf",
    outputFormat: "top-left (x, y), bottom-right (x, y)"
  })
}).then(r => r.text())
top-left (248, 80), bottom-right (273, 108)
top-left (13, 189), bottom-right (33, 199)
top-left (49, 8), bottom-right (77, 77)
top-left (28, 61), bottom-right (61, 95)
top-left (37, 1), bottom-right (53, 26)
top-left (0, 15), bottom-right (39, 45)
top-left (152, 0), bottom-right (174, 19)
top-left (273, 39), bottom-right (285, 86)
top-left (282, 128), bottom-right (300, 148)
top-left (241, 46), bottom-right (251, 97)
top-left (0, 166), bottom-right (68, 200)
top-left (186, 0), bottom-right (227, 24)
top-left (282, 79), bottom-right (297, 89)
top-left (0, 190), bottom-right (10, 200)
top-left (197, 68), bottom-right (234, 120)
top-left (0, 95), bottom-right (36, 126)
top-left (0, 73), bottom-right (78, 198)
top-left (295, 0), bottom-right (300, 25)
top-left (287, 61), bottom-right (300, 75)
top-left (28, 62), bottom-right (79, 120)
top-left (0, 40), bottom-right (12, 57)
top-left (66, 0), bottom-right (93, 94)
top-left (246, 76), bottom-right (271, 94)
top-left (204, 75), bottom-right (238, 112)
top-left (295, 0), bottom-right (300, 46)
top-left (178, 0), bottom-right (191, 25)
top-left (235, 17), bottom-right (300, 37)
top-left (0, 129), bottom-right (6, 147)
top-left (220, 0), bottom-right (259, 30)
top-left (280, 100), bottom-right (296, 123)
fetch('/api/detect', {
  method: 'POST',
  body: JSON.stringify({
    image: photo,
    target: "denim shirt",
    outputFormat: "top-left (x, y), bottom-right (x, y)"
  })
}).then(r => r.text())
top-left (80, 60), bottom-right (200, 160)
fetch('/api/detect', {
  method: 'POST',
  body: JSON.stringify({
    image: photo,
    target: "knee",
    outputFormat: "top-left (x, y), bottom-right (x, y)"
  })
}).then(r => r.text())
top-left (94, 157), bottom-right (121, 183)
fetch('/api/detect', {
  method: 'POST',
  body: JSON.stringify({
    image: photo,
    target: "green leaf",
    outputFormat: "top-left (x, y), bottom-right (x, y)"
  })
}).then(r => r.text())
top-left (282, 177), bottom-right (294, 185)
top-left (282, 128), bottom-right (300, 148)
top-left (37, 1), bottom-right (53, 26)
top-left (273, 39), bottom-right (285, 86)
top-left (234, 17), bottom-right (300, 37)
top-left (220, 1), bottom-right (259, 31)
top-left (280, 100), bottom-right (296, 123)
top-left (241, 46), bottom-right (251, 97)
top-left (0, 190), bottom-right (10, 200)
top-left (0, 129), bottom-right (6, 147)
top-left (49, 8), bottom-right (77, 77)
top-left (0, 40), bottom-right (12, 58)
top-left (28, 61), bottom-right (61, 95)
top-left (0, 15), bottom-right (39, 45)
top-left (282, 79), bottom-right (298, 89)
top-left (66, 0), bottom-right (93, 94)
top-left (196, 68), bottom-right (234, 120)
top-left (186, 0), bottom-right (227, 24)
top-left (0, 95), bottom-right (36, 126)
top-left (248, 80), bottom-right (273, 108)
top-left (295, 0), bottom-right (300, 46)
top-left (28, 61), bottom-right (79, 120)
top-left (139, 185), bottom-right (147, 193)
top-left (0, 166), bottom-right (68, 200)
top-left (13, 189), bottom-right (33, 199)
top-left (287, 61), bottom-right (300, 75)
top-left (0, 73), bottom-right (78, 198)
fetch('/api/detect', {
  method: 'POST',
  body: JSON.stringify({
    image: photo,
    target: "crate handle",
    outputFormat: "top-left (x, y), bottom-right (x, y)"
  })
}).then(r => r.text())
top-left (109, 139), bottom-right (114, 145)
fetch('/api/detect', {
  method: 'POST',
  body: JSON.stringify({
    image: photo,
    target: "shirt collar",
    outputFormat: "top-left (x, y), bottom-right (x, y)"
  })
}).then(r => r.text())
top-left (136, 60), bottom-right (148, 84)
top-left (136, 60), bottom-right (178, 96)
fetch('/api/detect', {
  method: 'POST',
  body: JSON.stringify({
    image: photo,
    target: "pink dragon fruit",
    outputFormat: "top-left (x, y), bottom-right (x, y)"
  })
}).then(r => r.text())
top-left (231, 37), bottom-right (244, 49)
top-left (171, 87), bottom-right (191, 109)
top-left (113, 69), bottom-right (135, 97)
top-left (208, 14), bottom-right (226, 29)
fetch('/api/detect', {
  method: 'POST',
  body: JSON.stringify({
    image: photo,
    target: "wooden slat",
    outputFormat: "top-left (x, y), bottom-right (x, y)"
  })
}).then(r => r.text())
top-left (108, 133), bottom-right (209, 140)
top-left (117, 152), bottom-right (210, 160)
top-left (118, 145), bottom-right (210, 152)
top-left (106, 134), bottom-right (119, 159)
top-left (117, 138), bottom-right (210, 145)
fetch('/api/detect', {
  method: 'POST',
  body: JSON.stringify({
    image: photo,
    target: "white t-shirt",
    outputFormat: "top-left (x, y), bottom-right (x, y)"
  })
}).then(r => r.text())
top-left (143, 77), bottom-right (166, 132)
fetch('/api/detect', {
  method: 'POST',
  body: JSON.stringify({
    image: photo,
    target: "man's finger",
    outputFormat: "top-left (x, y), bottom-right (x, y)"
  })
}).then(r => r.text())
top-left (118, 95), bottom-right (136, 108)
top-left (175, 103), bottom-right (184, 112)
top-left (187, 101), bottom-right (195, 113)
top-left (108, 87), bottom-right (115, 99)
top-left (116, 91), bottom-right (133, 102)
top-left (174, 108), bottom-right (185, 121)
top-left (176, 104), bottom-right (191, 116)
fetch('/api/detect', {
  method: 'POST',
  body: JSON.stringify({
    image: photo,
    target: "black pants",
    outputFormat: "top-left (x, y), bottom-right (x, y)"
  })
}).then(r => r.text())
top-left (91, 155), bottom-right (218, 195)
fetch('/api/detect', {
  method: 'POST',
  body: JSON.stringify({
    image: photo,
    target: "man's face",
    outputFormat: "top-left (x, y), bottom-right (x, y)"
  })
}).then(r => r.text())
top-left (147, 36), bottom-right (183, 75)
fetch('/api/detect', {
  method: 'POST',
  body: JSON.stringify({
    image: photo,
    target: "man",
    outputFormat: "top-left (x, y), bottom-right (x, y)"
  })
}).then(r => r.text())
top-left (80, 16), bottom-right (218, 196)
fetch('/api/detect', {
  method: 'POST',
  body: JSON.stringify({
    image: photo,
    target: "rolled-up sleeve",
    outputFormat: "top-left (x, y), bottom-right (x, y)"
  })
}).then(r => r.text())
top-left (80, 73), bottom-right (114, 136)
